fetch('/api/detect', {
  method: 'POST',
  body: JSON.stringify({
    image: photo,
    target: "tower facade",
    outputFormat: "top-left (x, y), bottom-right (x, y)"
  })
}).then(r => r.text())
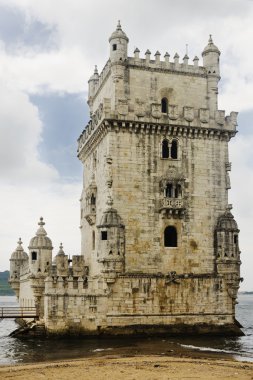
top-left (77, 22), bottom-right (241, 334)
top-left (10, 23), bottom-right (242, 336)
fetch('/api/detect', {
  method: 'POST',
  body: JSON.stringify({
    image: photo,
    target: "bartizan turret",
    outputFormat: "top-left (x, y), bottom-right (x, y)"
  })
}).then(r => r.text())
top-left (28, 217), bottom-right (53, 276)
top-left (109, 20), bottom-right (129, 63)
top-left (97, 206), bottom-right (125, 283)
top-left (88, 65), bottom-right (99, 113)
top-left (9, 238), bottom-right (28, 298)
top-left (202, 35), bottom-right (221, 118)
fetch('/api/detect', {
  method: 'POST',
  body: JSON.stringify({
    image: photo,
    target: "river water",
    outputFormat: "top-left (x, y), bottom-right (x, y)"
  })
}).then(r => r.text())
top-left (0, 293), bottom-right (252, 365)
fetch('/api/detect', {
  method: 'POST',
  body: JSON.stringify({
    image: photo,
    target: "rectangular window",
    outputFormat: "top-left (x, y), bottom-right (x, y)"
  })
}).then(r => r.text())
top-left (101, 231), bottom-right (107, 240)
top-left (113, 44), bottom-right (117, 51)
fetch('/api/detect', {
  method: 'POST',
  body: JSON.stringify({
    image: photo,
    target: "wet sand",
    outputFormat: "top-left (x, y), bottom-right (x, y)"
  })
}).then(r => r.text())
top-left (0, 355), bottom-right (253, 380)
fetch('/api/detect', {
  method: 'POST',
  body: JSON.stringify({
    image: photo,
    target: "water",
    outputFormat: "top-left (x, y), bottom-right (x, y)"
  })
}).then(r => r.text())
top-left (0, 293), bottom-right (252, 365)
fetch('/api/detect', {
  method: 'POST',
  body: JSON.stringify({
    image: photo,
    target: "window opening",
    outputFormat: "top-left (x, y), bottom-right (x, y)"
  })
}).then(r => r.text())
top-left (31, 251), bottom-right (37, 260)
top-left (166, 183), bottom-right (173, 198)
top-left (92, 231), bottom-right (95, 250)
top-left (171, 139), bottom-right (178, 159)
top-left (91, 194), bottom-right (96, 205)
top-left (113, 44), bottom-right (117, 51)
top-left (162, 139), bottom-right (169, 159)
top-left (101, 231), bottom-right (107, 240)
top-left (175, 184), bottom-right (181, 198)
top-left (234, 235), bottom-right (238, 244)
top-left (164, 226), bottom-right (177, 247)
top-left (161, 97), bottom-right (168, 113)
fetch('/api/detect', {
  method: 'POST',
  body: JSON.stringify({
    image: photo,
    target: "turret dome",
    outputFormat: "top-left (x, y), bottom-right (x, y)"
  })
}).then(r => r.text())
top-left (98, 208), bottom-right (124, 227)
top-left (28, 217), bottom-right (53, 249)
top-left (216, 208), bottom-right (239, 231)
top-left (202, 35), bottom-right (220, 56)
top-left (10, 238), bottom-right (28, 261)
top-left (109, 21), bottom-right (129, 43)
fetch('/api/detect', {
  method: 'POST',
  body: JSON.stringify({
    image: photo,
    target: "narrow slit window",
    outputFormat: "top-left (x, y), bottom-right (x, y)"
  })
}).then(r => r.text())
top-left (164, 226), bottom-right (177, 247)
top-left (161, 97), bottom-right (168, 113)
top-left (92, 231), bottom-right (95, 250)
top-left (91, 194), bottom-right (96, 205)
top-left (113, 44), bottom-right (117, 51)
top-left (162, 139), bottom-right (169, 159)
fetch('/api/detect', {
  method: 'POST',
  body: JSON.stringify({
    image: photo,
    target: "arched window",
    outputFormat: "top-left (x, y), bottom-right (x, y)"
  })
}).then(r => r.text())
top-left (166, 183), bottom-right (173, 198)
top-left (31, 251), bottom-right (37, 260)
top-left (164, 226), bottom-right (177, 247)
top-left (161, 97), bottom-right (168, 113)
top-left (162, 139), bottom-right (169, 159)
top-left (175, 184), bottom-right (181, 198)
top-left (171, 139), bottom-right (178, 159)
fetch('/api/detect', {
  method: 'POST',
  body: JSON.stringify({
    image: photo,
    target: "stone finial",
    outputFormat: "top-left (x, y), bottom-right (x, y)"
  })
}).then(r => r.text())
top-left (93, 65), bottom-right (99, 80)
top-left (57, 243), bottom-right (65, 256)
top-left (155, 51), bottom-right (161, 63)
top-left (183, 54), bottom-right (189, 65)
top-left (16, 238), bottom-right (24, 251)
top-left (36, 217), bottom-right (47, 237)
top-left (117, 20), bottom-right (122, 30)
top-left (174, 53), bottom-right (179, 64)
top-left (134, 47), bottom-right (140, 59)
top-left (145, 49), bottom-right (151, 62)
top-left (38, 217), bottom-right (45, 227)
top-left (164, 52), bottom-right (170, 63)
top-left (193, 56), bottom-right (199, 67)
top-left (209, 34), bottom-right (213, 44)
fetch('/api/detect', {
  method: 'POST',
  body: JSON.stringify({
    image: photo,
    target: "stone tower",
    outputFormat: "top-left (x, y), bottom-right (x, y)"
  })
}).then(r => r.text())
top-left (10, 23), bottom-right (242, 336)
top-left (77, 22), bottom-right (241, 334)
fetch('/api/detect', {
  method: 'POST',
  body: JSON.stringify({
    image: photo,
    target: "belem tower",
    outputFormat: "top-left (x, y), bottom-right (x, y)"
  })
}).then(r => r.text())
top-left (9, 22), bottom-right (243, 336)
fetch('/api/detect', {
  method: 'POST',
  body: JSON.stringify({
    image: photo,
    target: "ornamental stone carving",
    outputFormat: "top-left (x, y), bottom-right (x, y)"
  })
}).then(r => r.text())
top-left (184, 106), bottom-right (194, 122)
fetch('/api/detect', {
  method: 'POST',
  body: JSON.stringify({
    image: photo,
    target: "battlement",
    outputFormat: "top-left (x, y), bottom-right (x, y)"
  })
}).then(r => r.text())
top-left (90, 52), bottom-right (206, 103)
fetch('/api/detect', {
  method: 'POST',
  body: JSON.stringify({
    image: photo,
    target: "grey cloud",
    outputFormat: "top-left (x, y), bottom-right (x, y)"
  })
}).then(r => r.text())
top-left (0, 4), bottom-right (59, 53)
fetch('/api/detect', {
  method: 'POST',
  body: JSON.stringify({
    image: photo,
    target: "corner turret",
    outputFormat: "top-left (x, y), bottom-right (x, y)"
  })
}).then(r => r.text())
top-left (9, 238), bottom-right (28, 298)
top-left (28, 217), bottom-right (53, 276)
top-left (202, 35), bottom-right (220, 75)
top-left (202, 35), bottom-right (221, 117)
top-left (109, 21), bottom-right (129, 63)
top-left (88, 65), bottom-right (99, 112)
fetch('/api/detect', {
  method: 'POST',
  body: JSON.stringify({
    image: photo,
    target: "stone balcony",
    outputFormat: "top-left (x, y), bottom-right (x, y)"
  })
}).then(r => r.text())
top-left (159, 197), bottom-right (186, 218)
top-left (84, 205), bottom-right (96, 226)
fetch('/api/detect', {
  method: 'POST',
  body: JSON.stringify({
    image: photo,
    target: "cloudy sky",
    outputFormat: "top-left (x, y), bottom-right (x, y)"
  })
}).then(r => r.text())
top-left (0, 0), bottom-right (252, 290)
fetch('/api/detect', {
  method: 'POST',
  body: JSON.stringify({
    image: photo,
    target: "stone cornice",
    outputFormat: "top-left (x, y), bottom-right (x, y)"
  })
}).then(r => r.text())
top-left (77, 119), bottom-right (237, 161)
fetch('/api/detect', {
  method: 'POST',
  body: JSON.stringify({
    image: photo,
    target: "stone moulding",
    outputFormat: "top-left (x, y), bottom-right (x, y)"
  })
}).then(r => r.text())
top-left (77, 119), bottom-right (236, 161)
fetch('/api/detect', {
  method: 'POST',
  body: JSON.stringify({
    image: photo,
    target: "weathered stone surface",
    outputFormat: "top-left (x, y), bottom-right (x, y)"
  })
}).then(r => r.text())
top-left (9, 23), bottom-right (242, 336)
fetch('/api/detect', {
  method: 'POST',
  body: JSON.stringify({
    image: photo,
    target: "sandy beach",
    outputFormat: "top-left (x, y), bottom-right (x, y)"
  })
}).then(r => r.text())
top-left (0, 355), bottom-right (252, 380)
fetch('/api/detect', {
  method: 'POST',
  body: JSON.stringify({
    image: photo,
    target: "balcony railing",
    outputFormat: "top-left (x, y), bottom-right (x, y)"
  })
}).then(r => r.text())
top-left (160, 198), bottom-right (185, 209)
